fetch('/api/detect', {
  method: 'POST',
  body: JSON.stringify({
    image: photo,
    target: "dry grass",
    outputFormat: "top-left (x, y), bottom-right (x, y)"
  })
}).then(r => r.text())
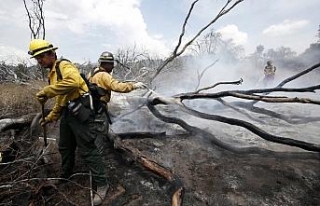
top-left (0, 81), bottom-right (48, 117)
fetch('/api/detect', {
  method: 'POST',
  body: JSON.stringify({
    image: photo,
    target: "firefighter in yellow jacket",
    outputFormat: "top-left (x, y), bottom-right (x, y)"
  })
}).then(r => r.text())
top-left (263, 60), bottom-right (276, 87)
top-left (28, 39), bottom-right (108, 205)
top-left (88, 51), bottom-right (146, 154)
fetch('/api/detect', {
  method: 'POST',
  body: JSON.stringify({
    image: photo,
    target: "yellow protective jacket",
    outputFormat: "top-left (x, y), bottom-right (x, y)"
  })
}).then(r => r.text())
top-left (89, 67), bottom-right (134, 103)
top-left (41, 60), bottom-right (89, 121)
top-left (264, 65), bottom-right (276, 76)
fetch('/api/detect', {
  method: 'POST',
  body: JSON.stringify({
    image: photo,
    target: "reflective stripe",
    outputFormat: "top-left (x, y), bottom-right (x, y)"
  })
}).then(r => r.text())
top-left (29, 44), bottom-right (54, 55)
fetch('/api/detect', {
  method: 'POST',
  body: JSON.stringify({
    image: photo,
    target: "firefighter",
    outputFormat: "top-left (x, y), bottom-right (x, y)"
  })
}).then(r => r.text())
top-left (263, 60), bottom-right (276, 87)
top-left (88, 51), bottom-right (146, 154)
top-left (28, 39), bottom-right (109, 205)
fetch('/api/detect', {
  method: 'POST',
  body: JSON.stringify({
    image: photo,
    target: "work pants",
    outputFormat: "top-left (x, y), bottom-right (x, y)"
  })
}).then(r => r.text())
top-left (59, 111), bottom-right (106, 185)
top-left (93, 112), bottom-right (110, 155)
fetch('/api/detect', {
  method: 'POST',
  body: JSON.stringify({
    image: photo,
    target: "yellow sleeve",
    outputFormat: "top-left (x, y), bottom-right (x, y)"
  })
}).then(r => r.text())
top-left (43, 61), bottom-right (87, 98)
top-left (46, 96), bottom-right (63, 121)
top-left (101, 73), bottom-right (134, 92)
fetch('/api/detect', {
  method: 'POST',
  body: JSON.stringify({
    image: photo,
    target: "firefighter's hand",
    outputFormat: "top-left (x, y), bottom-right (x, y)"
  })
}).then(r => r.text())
top-left (39, 117), bottom-right (52, 126)
top-left (133, 82), bottom-right (147, 89)
top-left (36, 91), bottom-right (48, 104)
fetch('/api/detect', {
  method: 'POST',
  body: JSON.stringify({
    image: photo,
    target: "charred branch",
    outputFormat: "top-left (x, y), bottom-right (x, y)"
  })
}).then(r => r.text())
top-left (195, 78), bottom-right (242, 94)
top-left (113, 135), bottom-right (184, 206)
top-left (233, 103), bottom-right (320, 124)
top-left (216, 98), bottom-right (266, 124)
top-left (147, 96), bottom-right (320, 156)
top-left (249, 62), bottom-right (320, 105)
top-left (116, 131), bottom-right (166, 139)
top-left (177, 84), bottom-right (320, 101)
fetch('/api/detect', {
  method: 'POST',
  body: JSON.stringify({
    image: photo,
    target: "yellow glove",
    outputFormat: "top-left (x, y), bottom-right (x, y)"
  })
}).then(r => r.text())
top-left (39, 116), bottom-right (52, 126)
top-left (36, 91), bottom-right (48, 104)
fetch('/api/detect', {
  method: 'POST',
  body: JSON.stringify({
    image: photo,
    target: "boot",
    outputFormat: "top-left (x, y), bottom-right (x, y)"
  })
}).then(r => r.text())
top-left (93, 183), bottom-right (109, 205)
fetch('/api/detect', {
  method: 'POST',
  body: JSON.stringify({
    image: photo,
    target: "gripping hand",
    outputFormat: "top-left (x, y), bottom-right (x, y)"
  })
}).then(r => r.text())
top-left (133, 82), bottom-right (147, 89)
top-left (39, 117), bottom-right (52, 126)
top-left (36, 91), bottom-right (48, 104)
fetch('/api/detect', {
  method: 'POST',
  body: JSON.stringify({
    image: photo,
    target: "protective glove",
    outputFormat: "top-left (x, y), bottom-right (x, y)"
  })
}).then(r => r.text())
top-left (36, 91), bottom-right (48, 104)
top-left (39, 116), bottom-right (52, 126)
top-left (133, 82), bottom-right (147, 89)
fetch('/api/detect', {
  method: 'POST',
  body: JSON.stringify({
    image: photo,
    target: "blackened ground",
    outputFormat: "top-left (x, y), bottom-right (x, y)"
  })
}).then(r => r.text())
top-left (1, 128), bottom-right (320, 206)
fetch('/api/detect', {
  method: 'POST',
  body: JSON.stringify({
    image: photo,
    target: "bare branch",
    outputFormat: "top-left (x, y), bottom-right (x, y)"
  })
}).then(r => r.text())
top-left (23, 0), bottom-right (36, 39)
top-left (195, 59), bottom-right (219, 91)
top-left (23, 0), bottom-right (46, 39)
top-left (150, 0), bottom-right (244, 82)
top-left (195, 78), bottom-right (242, 93)
top-left (173, 0), bottom-right (199, 55)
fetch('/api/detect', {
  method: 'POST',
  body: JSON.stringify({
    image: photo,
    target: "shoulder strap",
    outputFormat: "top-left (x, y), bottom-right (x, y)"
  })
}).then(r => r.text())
top-left (80, 73), bottom-right (91, 89)
top-left (90, 67), bottom-right (104, 79)
top-left (55, 58), bottom-right (71, 81)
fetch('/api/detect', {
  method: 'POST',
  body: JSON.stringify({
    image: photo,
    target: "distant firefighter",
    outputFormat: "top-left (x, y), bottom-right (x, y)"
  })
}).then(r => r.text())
top-left (263, 60), bottom-right (276, 87)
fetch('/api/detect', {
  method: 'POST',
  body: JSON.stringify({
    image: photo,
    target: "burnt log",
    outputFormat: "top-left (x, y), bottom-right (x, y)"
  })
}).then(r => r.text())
top-left (113, 134), bottom-right (184, 206)
top-left (0, 113), bottom-right (36, 132)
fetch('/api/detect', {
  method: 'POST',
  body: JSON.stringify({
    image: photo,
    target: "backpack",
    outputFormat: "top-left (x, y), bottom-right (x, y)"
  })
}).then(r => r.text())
top-left (55, 59), bottom-right (112, 123)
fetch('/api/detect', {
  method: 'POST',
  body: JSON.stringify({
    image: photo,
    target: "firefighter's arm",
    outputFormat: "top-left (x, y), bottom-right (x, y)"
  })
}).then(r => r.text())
top-left (42, 62), bottom-right (80, 98)
top-left (102, 73), bottom-right (135, 92)
top-left (45, 96), bottom-right (63, 122)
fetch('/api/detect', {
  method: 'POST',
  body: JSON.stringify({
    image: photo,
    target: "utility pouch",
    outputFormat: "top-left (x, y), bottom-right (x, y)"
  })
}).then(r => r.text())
top-left (67, 95), bottom-right (92, 122)
top-left (80, 93), bottom-right (94, 110)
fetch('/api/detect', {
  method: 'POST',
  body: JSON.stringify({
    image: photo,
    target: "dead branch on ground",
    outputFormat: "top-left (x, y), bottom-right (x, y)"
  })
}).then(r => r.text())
top-left (146, 98), bottom-right (320, 158)
top-left (249, 62), bottom-right (320, 106)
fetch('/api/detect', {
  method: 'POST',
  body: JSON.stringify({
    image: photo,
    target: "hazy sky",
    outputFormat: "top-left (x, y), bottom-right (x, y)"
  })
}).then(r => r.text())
top-left (0, 0), bottom-right (319, 65)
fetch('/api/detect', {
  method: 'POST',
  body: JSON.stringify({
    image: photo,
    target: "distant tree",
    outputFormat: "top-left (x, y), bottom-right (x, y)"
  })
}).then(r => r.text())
top-left (255, 45), bottom-right (264, 56)
top-left (74, 61), bottom-right (96, 75)
top-left (251, 45), bottom-right (265, 69)
top-left (299, 43), bottom-right (320, 67)
top-left (264, 47), bottom-right (296, 62)
top-left (190, 29), bottom-right (244, 63)
top-left (113, 45), bottom-right (163, 82)
top-left (190, 30), bottom-right (222, 56)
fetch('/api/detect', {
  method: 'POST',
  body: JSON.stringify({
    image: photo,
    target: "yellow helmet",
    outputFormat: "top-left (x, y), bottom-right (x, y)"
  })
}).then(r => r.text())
top-left (28, 39), bottom-right (58, 58)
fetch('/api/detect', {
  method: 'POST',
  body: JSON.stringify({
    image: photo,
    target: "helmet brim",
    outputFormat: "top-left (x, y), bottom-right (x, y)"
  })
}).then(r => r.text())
top-left (99, 60), bottom-right (114, 63)
top-left (30, 47), bottom-right (58, 58)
